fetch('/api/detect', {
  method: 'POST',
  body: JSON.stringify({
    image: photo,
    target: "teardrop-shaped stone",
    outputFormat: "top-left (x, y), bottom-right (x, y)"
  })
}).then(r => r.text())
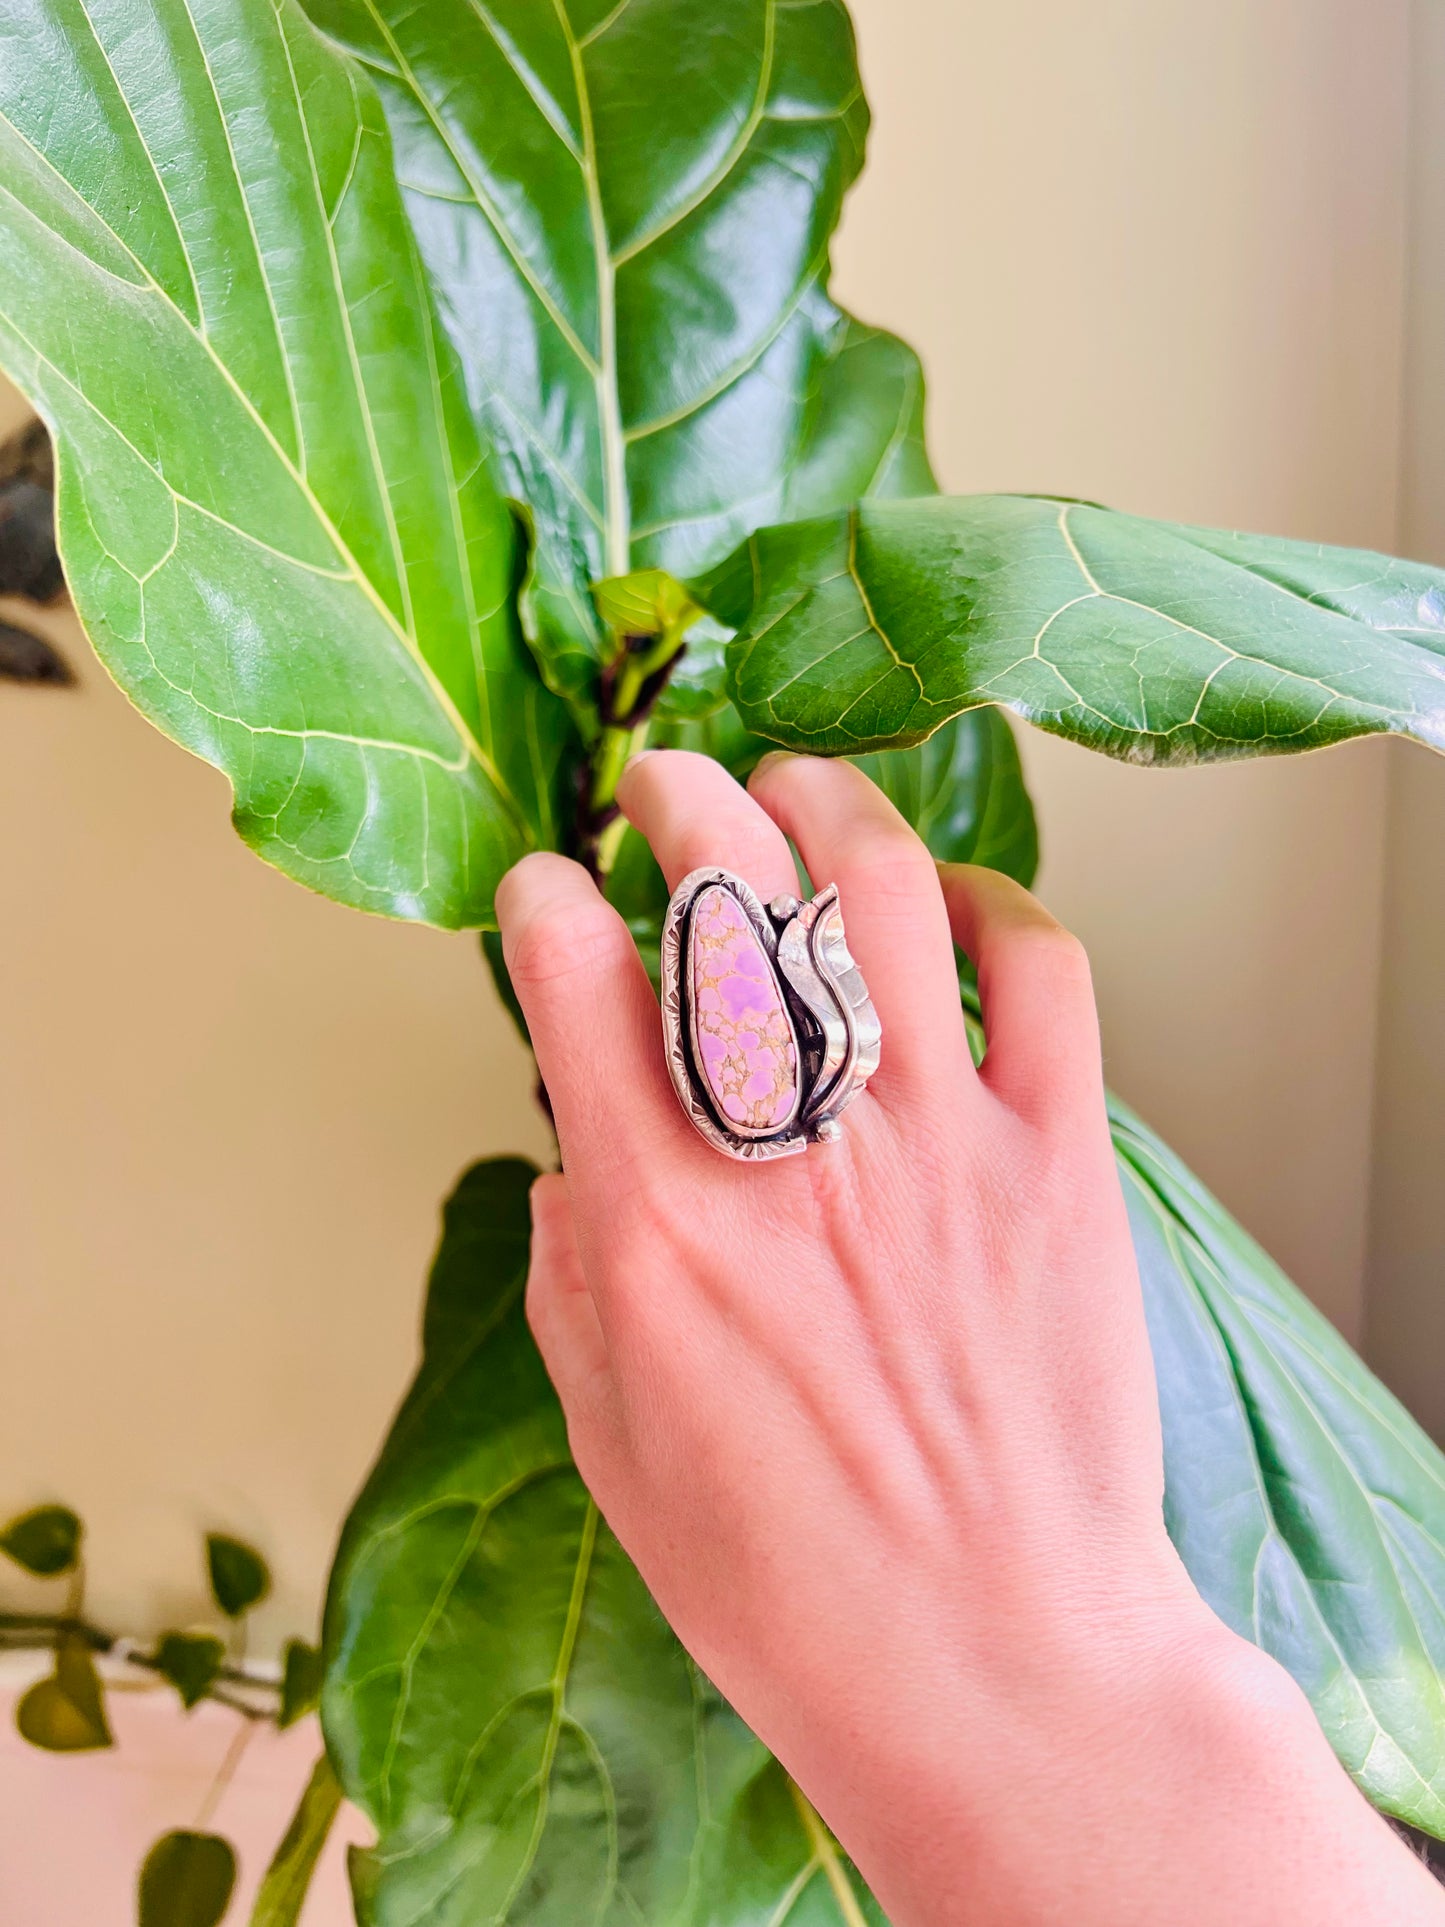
top-left (688, 884), bottom-right (801, 1135)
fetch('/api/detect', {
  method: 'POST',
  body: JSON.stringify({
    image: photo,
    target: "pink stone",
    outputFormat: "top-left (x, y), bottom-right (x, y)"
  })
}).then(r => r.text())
top-left (689, 885), bottom-right (800, 1135)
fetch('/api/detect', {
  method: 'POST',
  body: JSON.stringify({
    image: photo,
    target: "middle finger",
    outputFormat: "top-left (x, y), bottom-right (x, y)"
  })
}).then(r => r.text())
top-left (617, 749), bottom-right (801, 905)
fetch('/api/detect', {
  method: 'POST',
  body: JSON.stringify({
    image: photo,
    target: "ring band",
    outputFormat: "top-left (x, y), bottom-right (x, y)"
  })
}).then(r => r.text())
top-left (660, 866), bottom-right (881, 1160)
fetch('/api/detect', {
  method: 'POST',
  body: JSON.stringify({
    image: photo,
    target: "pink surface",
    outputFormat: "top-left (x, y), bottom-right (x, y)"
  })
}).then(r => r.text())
top-left (689, 886), bottom-right (798, 1132)
top-left (0, 1669), bottom-right (368, 1926)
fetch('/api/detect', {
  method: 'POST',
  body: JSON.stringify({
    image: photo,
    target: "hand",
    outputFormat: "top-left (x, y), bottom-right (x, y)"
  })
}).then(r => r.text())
top-left (496, 749), bottom-right (1442, 1926)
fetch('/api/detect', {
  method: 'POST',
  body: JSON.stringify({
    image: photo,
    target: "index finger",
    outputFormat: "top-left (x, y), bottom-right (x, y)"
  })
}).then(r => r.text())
top-left (495, 853), bottom-right (683, 1193)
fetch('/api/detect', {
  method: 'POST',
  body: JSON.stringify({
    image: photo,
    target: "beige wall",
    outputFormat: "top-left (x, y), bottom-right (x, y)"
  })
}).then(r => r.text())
top-left (836, 0), bottom-right (1408, 1340)
top-left (1364, 0), bottom-right (1445, 1444)
top-left (0, 0), bottom-right (1435, 1652)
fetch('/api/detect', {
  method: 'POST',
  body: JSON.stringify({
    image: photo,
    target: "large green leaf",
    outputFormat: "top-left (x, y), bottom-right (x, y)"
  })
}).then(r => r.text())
top-left (303, 0), bottom-right (934, 719)
top-left (0, 0), bottom-right (572, 928)
top-left (718, 496), bottom-right (1445, 759)
top-left (1116, 1100), bottom-right (1445, 1835)
top-left (854, 705), bottom-right (1037, 888)
top-left (323, 1158), bottom-right (883, 1926)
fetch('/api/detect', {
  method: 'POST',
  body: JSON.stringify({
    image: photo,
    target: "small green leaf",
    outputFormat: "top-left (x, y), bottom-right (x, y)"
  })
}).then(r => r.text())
top-left (249, 1753), bottom-right (342, 1927)
top-left (205, 1536), bottom-right (270, 1619)
top-left (278, 1641), bottom-right (324, 1730)
top-left (16, 1633), bottom-right (111, 1752)
top-left (137, 1831), bottom-right (236, 1927)
top-left (593, 569), bottom-right (704, 642)
top-left (153, 1632), bottom-right (225, 1712)
top-left (1, 1504), bottom-right (81, 1576)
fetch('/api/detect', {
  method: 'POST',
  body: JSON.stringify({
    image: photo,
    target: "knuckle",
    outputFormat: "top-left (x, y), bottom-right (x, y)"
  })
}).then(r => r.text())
top-left (1006, 920), bottom-right (1093, 987)
top-left (507, 905), bottom-right (626, 993)
top-left (674, 815), bottom-right (787, 889)
top-left (847, 830), bottom-right (937, 908)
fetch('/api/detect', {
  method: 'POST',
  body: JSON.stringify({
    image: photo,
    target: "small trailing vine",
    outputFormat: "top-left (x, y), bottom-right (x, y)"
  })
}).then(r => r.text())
top-left (1, 1502), bottom-right (332, 1927)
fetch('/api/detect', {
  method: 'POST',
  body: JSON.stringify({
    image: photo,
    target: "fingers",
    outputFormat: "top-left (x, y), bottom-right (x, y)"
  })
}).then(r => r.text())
top-left (617, 750), bottom-right (800, 905)
top-left (937, 864), bottom-right (1104, 1122)
top-left (495, 853), bottom-right (679, 1188)
top-left (526, 1173), bottom-right (612, 1424)
top-left (746, 754), bottom-right (974, 1099)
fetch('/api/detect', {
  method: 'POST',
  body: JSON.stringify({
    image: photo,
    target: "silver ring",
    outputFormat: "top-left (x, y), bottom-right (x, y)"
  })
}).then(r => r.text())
top-left (660, 867), bottom-right (882, 1160)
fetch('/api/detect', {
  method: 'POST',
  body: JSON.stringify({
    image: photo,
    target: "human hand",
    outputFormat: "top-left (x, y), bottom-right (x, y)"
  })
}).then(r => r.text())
top-left (496, 750), bottom-right (1442, 1926)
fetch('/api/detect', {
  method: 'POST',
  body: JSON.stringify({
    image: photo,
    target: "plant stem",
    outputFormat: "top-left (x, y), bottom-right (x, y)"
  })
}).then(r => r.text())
top-left (196, 1715), bottom-right (254, 1830)
top-left (0, 1612), bottom-right (283, 1704)
top-left (576, 627), bottom-right (687, 880)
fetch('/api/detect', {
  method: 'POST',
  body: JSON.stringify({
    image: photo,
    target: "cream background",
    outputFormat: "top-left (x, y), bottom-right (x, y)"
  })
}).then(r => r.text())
top-left (1, 0), bottom-right (1440, 1694)
top-left (1365, 0), bottom-right (1445, 1448)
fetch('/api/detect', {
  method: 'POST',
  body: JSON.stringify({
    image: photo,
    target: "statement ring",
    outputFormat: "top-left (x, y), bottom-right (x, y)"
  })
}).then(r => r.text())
top-left (660, 867), bottom-right (882, 1160)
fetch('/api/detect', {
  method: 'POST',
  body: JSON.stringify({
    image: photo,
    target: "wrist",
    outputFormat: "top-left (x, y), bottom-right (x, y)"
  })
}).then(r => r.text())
top-left (802, 1587), bottom-right (1346, 1927)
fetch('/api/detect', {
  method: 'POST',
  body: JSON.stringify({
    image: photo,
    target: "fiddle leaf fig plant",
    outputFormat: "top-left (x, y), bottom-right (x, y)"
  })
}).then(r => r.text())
top-left (714, 498), bottom-right (1445, 757)
top-left (2, 0), bottom-right (1444, 1920)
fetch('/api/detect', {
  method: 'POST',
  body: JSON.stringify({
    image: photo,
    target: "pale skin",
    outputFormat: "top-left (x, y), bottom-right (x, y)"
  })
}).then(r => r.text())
top-left (495, 748), bottom-right (1445, 1926)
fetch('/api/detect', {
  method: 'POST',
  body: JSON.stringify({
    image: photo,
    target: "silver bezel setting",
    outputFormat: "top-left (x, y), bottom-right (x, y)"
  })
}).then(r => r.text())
top-left (660, 865), bottom-right (881, 1161)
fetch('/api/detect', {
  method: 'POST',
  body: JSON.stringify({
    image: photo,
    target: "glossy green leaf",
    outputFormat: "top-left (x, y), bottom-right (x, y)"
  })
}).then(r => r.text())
top-left (278, 1638), bottom-right (324, 1731)
top-left (138, 1830), bottom-right (237, 1927)
top-left (1115, 1098), bottom-right (1445, 1836)
top-left (720, 496), bottom-right (1445, 759)
top-left (0, 1502), bottom-right (81, 1576)
top-left (206, 1534), bottom-right (270, 1619)
top-left (249, 1753), bottom-right (342, 1927)
top-left (855, 706), bottom-right (1038, 887)
top-left (323, 1157), bottom-right (882, 1925)
top-left (592, 568), bottom-right (705, 643)
top-left (304, 0), bottom-right (934, 720)
top-left (0, 0), bottom-right (573, 929)
top-left (154, 1631), bottom-right (225, 1712)
top-left (16, 1632), bottom-right (112, 1752)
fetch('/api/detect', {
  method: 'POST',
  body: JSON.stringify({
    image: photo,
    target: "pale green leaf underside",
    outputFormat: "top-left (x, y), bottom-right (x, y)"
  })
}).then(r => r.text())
top-left (323, 1159), bottom-right (884, 1927)
top-left (722, 495), bottom-right (1445, 761)
top-left (1118, 1102), bottom-right (1445, 1834)
top-left (305, 0), bottom-right (933, 718)
top-left (0, 0), bottom-right (570, 928)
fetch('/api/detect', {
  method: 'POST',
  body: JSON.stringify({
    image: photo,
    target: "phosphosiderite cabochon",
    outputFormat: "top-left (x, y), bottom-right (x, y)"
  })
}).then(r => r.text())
top-left (661, 865), bottom-right (877, 1161)
top-left (685, 882), bottom-right (802, 1138)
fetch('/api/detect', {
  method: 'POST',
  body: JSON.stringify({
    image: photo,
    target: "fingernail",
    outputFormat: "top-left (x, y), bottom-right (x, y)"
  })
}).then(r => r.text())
top-left (620, 747), bottom-right (657, 782)
top-left (751, 749), bottom-right (797, 779)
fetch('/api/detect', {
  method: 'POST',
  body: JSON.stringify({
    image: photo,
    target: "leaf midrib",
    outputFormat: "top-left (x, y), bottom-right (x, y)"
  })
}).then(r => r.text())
top-left (555, 0), bottom-right (628, 577)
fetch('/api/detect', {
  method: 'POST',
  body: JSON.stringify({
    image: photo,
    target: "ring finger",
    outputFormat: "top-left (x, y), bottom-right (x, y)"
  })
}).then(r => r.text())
top-left (746, 752), bottom-right (975, 1104)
